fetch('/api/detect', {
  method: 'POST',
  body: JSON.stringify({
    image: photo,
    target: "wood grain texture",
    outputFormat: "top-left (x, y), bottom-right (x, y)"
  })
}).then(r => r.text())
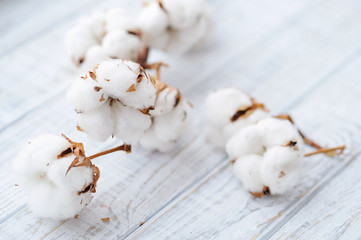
top-left (1, 0), bottom-right (361, 239)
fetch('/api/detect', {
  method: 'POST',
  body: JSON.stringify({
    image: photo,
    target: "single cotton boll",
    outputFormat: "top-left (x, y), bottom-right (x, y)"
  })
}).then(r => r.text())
top-left (66, 9), bottom-right (140, 68)
top-left (163, 0), bottom-right (204, 30)
top-left (137, 0), bottom-right (211, 53)
top-left (204, 88), bottom-right (269, 147)
top-left (96, 60), bottom-right (140, 98)
top-left (105, 8), bottom-right (138, 32)
top-left (233, 155), bottom-right (264, 193)
top-left (205, 88), bottom-right (253, 128)
top-left (163, 14), bottom-right (210, 53)
top-left (77, 103), bottom-right (114, 142)
top-left (77, 12), bottom-right (106, 41)
top-left (261, 146), bottom-right (302, 195)
top-left (153, 98), bottom-right (193, 142)
top-left (140, 97), bottom-right (193, 152)
top-left (150, 87), bottom-right (178, 116)
top-left (257, 118), bottom-right (301, 148)
top-left (13, 134), bottom-right (96, 219)
top-left (226, 125), bottom-right (264, 160)
top-left (65, 27), bottom-right (99, 66)
top-left (137, 2), bottom-right (168, 35)
top-left (67, 75), bottom-right (108, 112)
top-left (113, 102), bottom-right (152, 144)
top-left (13, 134), bottom-right (70, 189)
top-left (117, 72), bottom-right (157, 109)
top-left (81, 45), bottom-right (110, 71)
top-left (102, 30), bottom-right (142, 61)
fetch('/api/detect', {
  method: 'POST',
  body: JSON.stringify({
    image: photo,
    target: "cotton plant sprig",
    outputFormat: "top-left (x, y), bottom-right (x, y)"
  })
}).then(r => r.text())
top-left (13, 134), bottom-right (131, 219)
top-left (205, 88), bottom-right (345, 197)
top-left (67, 59), bottom-right (193, 152)
top-left (65, 0), bottom-right (212, 71)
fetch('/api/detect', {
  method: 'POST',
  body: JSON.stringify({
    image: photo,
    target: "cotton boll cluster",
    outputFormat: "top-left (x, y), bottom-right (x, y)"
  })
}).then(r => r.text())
top-left (67, 59), bottom-right (157, 144)
top-left (204, 88), bottom-right (270, 148)
top-left (65, 9), bottom-right (142, 70)
top-left (140, 83), bottom-right (193, 152)
top-left (226, 118), bottom-right (303, 196)
top-left (13, 134), bottom-right (99, 219)
top-left (137, 0), bottom-right (212, 54)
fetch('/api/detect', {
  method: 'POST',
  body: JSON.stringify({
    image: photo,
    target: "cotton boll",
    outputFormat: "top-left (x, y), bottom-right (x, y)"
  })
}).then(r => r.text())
top-left (113, 102), bottom-right (152, 144)
top-left (153, 98), bottom-right (193, 142)
top-left (77, 12), bottom-right (106, 41)
top-left (77, 103), bottom-right (114, 142)
top-left (65, 27), bottom-right (99, 66)
top-left (81, 45), bottom-right (109, 71)
top-left (150, 87), bottom-right (178, 116)
top-left (67, 75), bottom-right (108, 112)
top-left (66, 9), bottom-right (139, 68)
top-left (13, 134), bottom-right (70, 189)
top-left (102, 30), bottom-right (142, 61)
top-left (137, 2), bottom-right (168, 35)
top-left (117, 72), bottom-right (157, 109)
top-left (226, 125), bottom-right (264, 160)
top-left (105, 8), bottom-right (137, 32)
top-left (137, 0), bottom-right (211, 53)
top-left (261, 146), bottom-right (302, 195)
top-left (257, 118), bottom-right (301, 148)
top-left (96, 60), bottom-right (140, 98)
top-left (163, 0), bottom-right (204, 30)
top-left (13, 134), bottom-right (97, 219)
top-left (140, 97), bottom-right (193, 152)
top-left (205, 88), bottom-right (253, 127)
top-left (204, 88), bottom-right (268, 147)
top-left (163, 14), bottom-right (210, 53)
top-left (233, 155), bottom-right (264, 194)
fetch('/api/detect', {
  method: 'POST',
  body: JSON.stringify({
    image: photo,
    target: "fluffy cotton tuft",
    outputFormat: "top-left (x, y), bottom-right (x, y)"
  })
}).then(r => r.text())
top-left (137, 0), bottom-right (212, 54)
top-left (13, 134), bottom-right (97, 219)
top-left (65, 9), bottom-right (142, 70)
top-left (140, 86), bottom-right (193, 152)
top-left (204, 88), bottom-right (270, 148)
top-left (68, 59), bottom-right (157, 144)
top-left (226, 117), bottom-right (303, 196)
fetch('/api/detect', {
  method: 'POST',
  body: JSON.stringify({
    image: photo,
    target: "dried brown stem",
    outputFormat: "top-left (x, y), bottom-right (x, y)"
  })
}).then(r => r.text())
top-left (275, 114), bottom-right (322, 149)
top-left (88, 144), bottom-right (132, 160)
top-left (304, 145), bottom-right (346, 157)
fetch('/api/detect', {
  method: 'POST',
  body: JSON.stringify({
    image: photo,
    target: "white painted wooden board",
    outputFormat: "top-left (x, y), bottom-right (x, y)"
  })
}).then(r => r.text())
top-left (1, 0), bottom-right (361, 239)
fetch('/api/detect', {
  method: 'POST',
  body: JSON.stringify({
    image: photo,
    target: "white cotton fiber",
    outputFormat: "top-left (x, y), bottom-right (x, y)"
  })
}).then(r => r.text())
top-left (137, 0), bottom-right (212, 54)
top-left (204, 88), bottom-right (269, 147)
top-left (233, 155), bottom-right (264, 193)
top-left (225, 117), bottom-right (303, 196)
top-left (13, 134), bottom-right (96, 219)
top-left (66, 9), bottom-right (141, 70)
